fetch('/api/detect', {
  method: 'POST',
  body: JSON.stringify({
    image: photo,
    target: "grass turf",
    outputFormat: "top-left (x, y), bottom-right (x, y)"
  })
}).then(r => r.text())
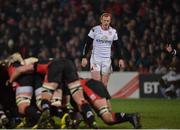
top-left (93, 98), bottom-right (180, 129)
top-left (53, 98), bottom-right (180, 129)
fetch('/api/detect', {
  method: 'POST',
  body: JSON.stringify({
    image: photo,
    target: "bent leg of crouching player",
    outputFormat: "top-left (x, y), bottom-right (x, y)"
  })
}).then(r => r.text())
top-left (36, 82), bottom-right (57, 111)
top-left (93, 98), bottom-right (141, 129)
top-left (51, 88), bottom-right (63, 117)
top-left (63, 59), bottom-right (97, 128)
top-left (34, 82), bottom-right (58, 128)
top-left (83, 79), bottom-right (142, 129)
top-left (16, 85), bottom-right (40, 127)
top-left (51, 88), bottom-right (70, 129)
top-left (68, 81), bottom-right (98, 128)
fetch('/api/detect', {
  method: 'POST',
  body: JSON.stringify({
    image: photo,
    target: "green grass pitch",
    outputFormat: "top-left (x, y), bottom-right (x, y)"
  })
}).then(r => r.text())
top-left (54, 99), bottom-right (180, 129)
top-left (93, 98), bottom-right (180, 129)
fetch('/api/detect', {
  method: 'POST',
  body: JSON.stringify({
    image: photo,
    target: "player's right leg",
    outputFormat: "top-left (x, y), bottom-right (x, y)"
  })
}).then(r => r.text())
top-left (34, 82), bottom-right (58, 128)
top-left (62, 59), bottom-right (97, 128)
top-left (50, 88), bottom-right (69, 129)
top-left (68, 80), bottom-right (97, 128)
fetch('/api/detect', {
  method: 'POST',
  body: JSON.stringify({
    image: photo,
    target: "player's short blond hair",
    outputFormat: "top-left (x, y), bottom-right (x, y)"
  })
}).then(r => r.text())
top-left (100, 12), bottom-right (112, 20)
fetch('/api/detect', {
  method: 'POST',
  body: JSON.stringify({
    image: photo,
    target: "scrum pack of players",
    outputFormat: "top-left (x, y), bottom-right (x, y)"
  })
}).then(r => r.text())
top-left (0, 53), bottom-right (141, 129)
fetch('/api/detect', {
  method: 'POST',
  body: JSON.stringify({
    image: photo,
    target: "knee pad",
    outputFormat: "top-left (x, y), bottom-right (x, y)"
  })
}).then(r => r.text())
top-left (98, 105), bottom-right (109, 116)
top-left (16, 86), bottom-right (33, 106)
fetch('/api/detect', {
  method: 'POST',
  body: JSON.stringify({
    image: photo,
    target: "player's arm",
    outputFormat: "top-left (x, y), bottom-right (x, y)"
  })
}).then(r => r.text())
top-left (113, 40), bottom-right (123, 59)
top-left (112, 40), bottom-right (125, 69)
top-left (81, 36), bottom-right (93, 67)
top-left (82, 36), bottom-right (93, 58)
top-left (9, 64), bottom-right (34, 83)
top-left (81, 27), bottom-right (95, 67)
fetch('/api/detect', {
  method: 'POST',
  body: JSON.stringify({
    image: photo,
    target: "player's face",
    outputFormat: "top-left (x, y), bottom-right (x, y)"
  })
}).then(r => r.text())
top-left (101, 16), bottom-right (111, 29)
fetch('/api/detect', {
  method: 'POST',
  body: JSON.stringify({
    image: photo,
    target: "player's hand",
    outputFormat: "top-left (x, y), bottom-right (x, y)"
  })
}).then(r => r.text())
top-left (166, 44), bottom-right (173, 53)
top-left (119, 59), bottom-right (125, 69)
top-left (81, 58), bottom-right (88, 67)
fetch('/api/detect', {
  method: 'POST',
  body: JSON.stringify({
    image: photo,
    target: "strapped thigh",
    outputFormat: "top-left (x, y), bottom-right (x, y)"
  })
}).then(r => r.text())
top-left (16, 86), bottom-right (33, 106)
top-left (98, 105), bottom-right (110, 116)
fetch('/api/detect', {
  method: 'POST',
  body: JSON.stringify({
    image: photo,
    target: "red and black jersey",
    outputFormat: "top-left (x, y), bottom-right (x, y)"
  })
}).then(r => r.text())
top-left (7, 63), bottom-right (34, 89)
top-left (35, 60), bottom-right (52, 74)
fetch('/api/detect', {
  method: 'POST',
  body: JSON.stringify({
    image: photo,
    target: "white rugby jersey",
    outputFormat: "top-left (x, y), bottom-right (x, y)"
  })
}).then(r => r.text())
top-left (88, 25), bottom-right (118, 60)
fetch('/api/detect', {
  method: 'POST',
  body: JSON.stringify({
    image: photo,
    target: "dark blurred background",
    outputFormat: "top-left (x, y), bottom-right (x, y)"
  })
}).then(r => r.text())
top-left (0, 0), bottom-right (179, 73)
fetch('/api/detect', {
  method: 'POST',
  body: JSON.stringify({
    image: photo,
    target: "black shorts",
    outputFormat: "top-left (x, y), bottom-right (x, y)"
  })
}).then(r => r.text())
top-left (16, 74), bottom-right (34, 87)
top-left (84, 79), bottom-right (111, 100)
top-left (47, 59), bottom-right (79, 84)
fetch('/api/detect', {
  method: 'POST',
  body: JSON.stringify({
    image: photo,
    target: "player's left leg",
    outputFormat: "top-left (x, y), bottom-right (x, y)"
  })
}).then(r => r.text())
top-left (101, 59), bottom-right (112, 88)
top-left (16, 86), bottom-right (41, 128)
top-left (93, 98), bottom-right (142, 129)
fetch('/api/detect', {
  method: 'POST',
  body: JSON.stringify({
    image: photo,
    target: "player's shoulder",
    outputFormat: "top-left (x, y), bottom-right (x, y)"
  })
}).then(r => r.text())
top-left (109, 26), bottom-right (117, 33)
top-left (91, 25), bottom-right (101, 32)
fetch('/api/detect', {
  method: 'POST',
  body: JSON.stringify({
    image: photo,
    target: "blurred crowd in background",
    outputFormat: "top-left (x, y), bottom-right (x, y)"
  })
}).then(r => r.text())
top-left (0, 0), bottom-right (179, 73)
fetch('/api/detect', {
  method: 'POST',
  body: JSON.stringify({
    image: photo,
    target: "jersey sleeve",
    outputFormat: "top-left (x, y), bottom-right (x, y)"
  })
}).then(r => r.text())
top-left (113, 30), bottom-right (118, 41)
top-left (88, 27), bottom-right (95, 39)
top-left (8, 65), bottom-right (15, 77)
top-left (36, 63), bottom-right (49, 74)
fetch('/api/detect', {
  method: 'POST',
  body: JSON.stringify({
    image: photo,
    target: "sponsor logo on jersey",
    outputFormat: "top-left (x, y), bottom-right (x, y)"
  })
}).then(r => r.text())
top-left (96, 35), bottom-right (111, 44)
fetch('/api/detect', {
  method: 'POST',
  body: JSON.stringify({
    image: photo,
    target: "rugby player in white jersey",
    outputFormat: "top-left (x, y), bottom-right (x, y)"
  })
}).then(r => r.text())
top-left (81, 13), bottom-right (125, 88)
